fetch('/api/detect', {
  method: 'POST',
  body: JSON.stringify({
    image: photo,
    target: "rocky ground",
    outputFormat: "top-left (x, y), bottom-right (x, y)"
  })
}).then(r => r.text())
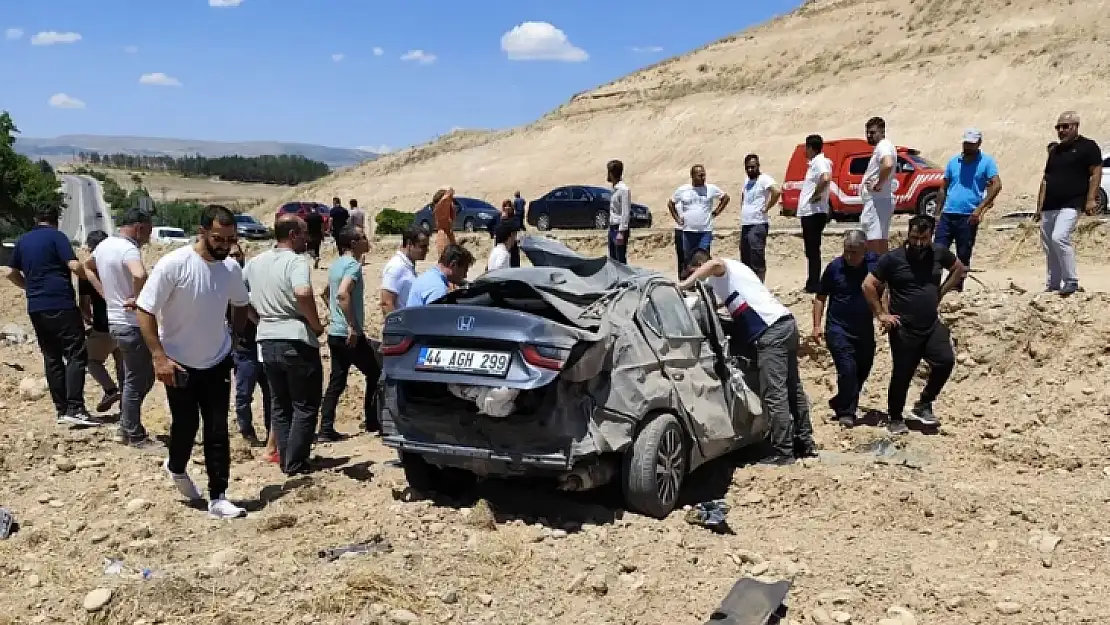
top-left (2, 224), bottom-right (1110, 625)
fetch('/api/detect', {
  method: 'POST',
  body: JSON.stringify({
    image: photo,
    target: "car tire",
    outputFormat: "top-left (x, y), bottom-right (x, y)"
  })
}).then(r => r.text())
top-left (463, 218), bottom-right (475, 232)
top-left (622, 413), bottom-right (687, 519)
top-left (594, 210), bottom-right (608, 230)
top-left (1098, 188), bottom-right (1108, 214)
top-left (917, 190), bottom-right (939, 217)
top-left (536, 213), bottom-right (552, 231)
top-left (399, 452), bottom-right (476, 497)
top-left (419, 220), bottom-right (432, 234)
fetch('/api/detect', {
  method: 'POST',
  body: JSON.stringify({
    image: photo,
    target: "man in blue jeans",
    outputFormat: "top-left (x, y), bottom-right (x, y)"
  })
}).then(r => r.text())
top-left (934, 128), bottom-right (1002, 290)
top-left (226, 244), bottom-right (270, 446)
top-left (606, 159), bottom-right (632, 264)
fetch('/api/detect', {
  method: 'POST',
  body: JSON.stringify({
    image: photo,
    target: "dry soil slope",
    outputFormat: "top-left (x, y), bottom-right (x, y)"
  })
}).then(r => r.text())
top-left (265, 0), bottom-right (1110, 221)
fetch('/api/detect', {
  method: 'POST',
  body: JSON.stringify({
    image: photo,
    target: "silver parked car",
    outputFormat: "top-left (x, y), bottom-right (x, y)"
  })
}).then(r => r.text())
top-left (379, 237), bottom-right (768, 518)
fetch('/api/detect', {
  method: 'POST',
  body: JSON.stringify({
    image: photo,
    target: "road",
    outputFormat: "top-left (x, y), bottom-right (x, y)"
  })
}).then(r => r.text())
top-left (59, 174), bottom-right (115, 244)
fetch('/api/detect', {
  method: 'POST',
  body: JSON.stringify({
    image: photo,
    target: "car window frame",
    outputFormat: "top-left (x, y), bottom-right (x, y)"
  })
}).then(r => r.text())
top-left (549, 187), bottom-right (571, 202)
top-left (640, 283), bottom-right (703, 340)
top-left (848, 157), bottom-right (870, 176)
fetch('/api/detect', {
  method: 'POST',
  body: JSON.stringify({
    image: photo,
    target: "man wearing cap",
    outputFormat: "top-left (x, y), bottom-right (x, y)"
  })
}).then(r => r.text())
top-left (1036, 111), bottom-right (1102, 296)
top-left (934, 129), bottom-right (1002, 290)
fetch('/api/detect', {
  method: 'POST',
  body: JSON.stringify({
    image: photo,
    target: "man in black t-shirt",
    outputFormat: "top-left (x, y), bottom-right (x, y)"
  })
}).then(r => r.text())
top-left (304, 209), bottom-right (324, 268)
top-left (1036, 111), bottom-right (1102, 296)
top-left (863, 216), bottom-right (966, 435)
top-left (329, 197), bottom-right (349, 238)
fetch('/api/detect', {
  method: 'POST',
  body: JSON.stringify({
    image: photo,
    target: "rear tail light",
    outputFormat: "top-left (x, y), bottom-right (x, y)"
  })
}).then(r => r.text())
top-left (521, 345), bottom-right (569, 370)
top-left (381, 334), bottom-right (413, 356)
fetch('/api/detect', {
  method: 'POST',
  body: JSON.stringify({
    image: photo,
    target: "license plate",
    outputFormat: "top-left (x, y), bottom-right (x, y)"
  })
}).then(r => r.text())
top-left (416, 347), bottom-right (511, 376)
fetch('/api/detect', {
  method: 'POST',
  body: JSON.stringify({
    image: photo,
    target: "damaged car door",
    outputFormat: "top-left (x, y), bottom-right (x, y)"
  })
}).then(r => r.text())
top-left (639, 282), bottom-right (738, 461)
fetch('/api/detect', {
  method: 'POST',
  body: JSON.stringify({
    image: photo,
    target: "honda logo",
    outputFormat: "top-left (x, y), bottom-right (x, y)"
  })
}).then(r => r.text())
top-left (456, 315), bottom-right (475, 331)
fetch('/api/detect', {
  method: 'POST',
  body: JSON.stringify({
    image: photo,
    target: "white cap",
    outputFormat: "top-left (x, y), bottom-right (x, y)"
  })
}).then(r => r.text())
top-left (962, 128), bottom-right (983, 142)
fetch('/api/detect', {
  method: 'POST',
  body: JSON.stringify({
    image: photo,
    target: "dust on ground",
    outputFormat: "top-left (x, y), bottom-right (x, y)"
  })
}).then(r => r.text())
top-left (2, 225), bottom-right (1110, 625)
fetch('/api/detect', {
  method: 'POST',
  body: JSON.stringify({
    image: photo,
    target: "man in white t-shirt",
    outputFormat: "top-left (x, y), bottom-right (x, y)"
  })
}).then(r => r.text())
top-left (861, 116), bottom-right (897, 253)
top-left (348, 198), bottom-right (366, 229)
top-left (135, 205), bottom-right (250, 520)
top-left (668, 164), bottom-right (730, 272)
top-left (798, 134), bottom-right (834, 293)
top-left (607, 159), bottom-right (632, 264)
top-left (86, 206), bottom-right (157, 448)
top-left (380, 225), bottom-right (430, 316)
top-left (739, 154), bottom-right (781, 282)
top-left (678, 249), bottom-right (815, 466)
top-left (487, 221), bottom-right (517, 273)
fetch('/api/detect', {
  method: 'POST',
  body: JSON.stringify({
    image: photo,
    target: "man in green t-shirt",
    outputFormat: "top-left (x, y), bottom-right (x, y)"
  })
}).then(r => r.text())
top-left (320, 225), bottom-right (378, 438)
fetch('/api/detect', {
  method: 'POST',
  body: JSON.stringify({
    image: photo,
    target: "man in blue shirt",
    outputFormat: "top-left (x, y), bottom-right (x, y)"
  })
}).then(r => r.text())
top-left (812, 230), bottom-right (879, 428)
top-left (6, 206), bottom-right (99, 427)
top-left (935, 128), bottom-right (1002, 290)
top-left (405, 244), bottom-right (475, 307)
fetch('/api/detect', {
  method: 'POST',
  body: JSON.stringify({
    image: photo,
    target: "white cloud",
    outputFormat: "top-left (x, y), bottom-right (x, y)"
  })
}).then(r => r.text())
top-left (49, 93), bottom-right (85, 109)
top-left (356, 144), bottom-right (391, 154)
top-left (124, 45), bottom-right (138, 54)
top-left (501, 22), bottom-right (587, 62)
top-left (630, 46), bottom-right (664, 53)
top-left (139, 72), bottom-right (182, 87)
top-left (209, 0), bottom-right (243, 6)
top-left (332, 53), bottom-right (345, 62)
top-left (5, 28), bottom-right (23, 41)
top-left (30, 31), bottom-right (82, 46)
top-left (401, 49), bottom-right (436, 65)
top-left (372, 47), bottom-right (384, 57)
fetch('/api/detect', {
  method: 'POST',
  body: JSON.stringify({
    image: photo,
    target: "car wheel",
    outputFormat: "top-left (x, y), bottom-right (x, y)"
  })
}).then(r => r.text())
top-left (1098, 188), bottom-right (1108, 214)
top-left (594, 210), bottom-right (608, 230)
top-left (399, 452), bottom-right (476, 497)
top-left (419, 220), bottom-right (432, 234)
top-left (623, 413), bottom-right (687, 519)
top-left (463, 218), bottom-right (475, 232)
top-left (536, 213), bottom-right (552, 231)
top-left (917, 190), bottom-right (939, 217)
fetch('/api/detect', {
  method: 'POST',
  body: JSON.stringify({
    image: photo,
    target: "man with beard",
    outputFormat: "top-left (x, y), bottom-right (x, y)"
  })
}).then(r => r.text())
top-left (812, 230), bottom-right (878, 428)
top-left (1036, 111), bottom-right (1102, 296)
top-left (935, 129), bottom-right (1002, 291)
top-left (405, 244), bottom-right (475, 308)
top-left (739, 155), bottom-right (779, 282)
top-left (244, 213), bottom-right (327, 476)
top-left (669, 164), bottom-right (730, 264)
top-left (607, 159), bottom-right (632, 263)
top-left (136, 205), bottom-right (250, 519)
top-left (380, 226), bottom-right (430, 316)
top-left (86, 206), bottom-right (156, 447)
top-left (861, 117), bottom-right (897, 254)
top-left (799, 135), bottom-right (833, 293)
top-left (862, 216), bottom-right (965, 435)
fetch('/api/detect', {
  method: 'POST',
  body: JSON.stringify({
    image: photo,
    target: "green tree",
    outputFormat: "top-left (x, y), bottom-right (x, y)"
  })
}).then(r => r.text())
top-left (0, 112), bottom-right (65, 237)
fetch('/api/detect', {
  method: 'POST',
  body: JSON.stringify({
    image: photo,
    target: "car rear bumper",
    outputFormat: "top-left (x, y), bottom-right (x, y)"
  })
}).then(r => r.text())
top-left (631, 214), bottom-right (652, 228)
top-left (382, 435), bottom-right (574, 470)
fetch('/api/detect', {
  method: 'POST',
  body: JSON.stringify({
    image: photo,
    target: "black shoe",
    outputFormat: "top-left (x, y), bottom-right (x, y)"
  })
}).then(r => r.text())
top-left (909, 402), bottom-right (940, 427)
top-left (757, 454), bottom-right (797, 467)
top-left (1059, 283), bottom-right (1079, 297)
top-left (240, 431), bottom-right (264, 448)
top-left (837, 415), bottom-right (855, 428)
top-left (316, 430), bottom-right (348, 443)
top-left (887, 419), bottom-right (909, 436)
top-left (794, 439), bottom-right (819, 458)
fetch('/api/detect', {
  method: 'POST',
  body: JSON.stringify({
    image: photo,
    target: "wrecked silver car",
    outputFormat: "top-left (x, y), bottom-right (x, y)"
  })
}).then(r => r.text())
top-left (379, 237), bottom-right (769, 518)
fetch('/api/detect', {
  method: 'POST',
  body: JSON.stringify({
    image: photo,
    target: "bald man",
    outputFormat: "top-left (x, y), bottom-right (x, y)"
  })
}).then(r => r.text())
top-left (432, 187), bottom-right (457, 257)
top-left (1036, 111), bottom-right (1102, 296)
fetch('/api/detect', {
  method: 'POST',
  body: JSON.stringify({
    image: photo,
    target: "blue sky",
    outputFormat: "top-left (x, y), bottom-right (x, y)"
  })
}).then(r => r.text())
top-left (1, 0), bottom-right (800, 152)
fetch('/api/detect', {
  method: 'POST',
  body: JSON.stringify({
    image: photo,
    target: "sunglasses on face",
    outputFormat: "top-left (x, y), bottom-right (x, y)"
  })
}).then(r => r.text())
top-left (1055, 123), bottom-right (1075, 131)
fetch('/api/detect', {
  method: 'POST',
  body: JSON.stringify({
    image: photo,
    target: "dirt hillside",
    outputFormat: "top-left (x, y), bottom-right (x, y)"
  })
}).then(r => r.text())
top-left (260, 0), bottom-right (1110, 220)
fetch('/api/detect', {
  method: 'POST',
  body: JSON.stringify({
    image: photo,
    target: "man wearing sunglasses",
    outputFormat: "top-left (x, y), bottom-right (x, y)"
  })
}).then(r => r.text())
top-left (1036, 111), bottom-right (1102, 296)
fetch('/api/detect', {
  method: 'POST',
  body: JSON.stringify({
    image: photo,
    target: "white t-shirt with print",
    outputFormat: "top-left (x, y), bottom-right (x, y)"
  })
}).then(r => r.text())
top-left (863, 138), bottom-right (897, 198)
top-left (93, 235), bottom-right (143, 326)
top-left (740, 174), bottom-right (778, 226)
top-left (487, 244), bottom-right (511, 272)
top-left (705, 259), bottom-right (791, 343)
top-left (672, 183), bottom-right (724, 233)
top-left (381, 251), bottom-right (417, 308)
top-left (797, 154), bottom-right (833, 218)
top-left (136, 245), bottom-right (249, 369)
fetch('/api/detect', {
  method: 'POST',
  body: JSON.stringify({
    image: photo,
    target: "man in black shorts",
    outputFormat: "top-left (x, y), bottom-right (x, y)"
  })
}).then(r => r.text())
top-left (862, 215), bottom-right (966, 435)
top-left (304, 208), bottom-right (324, 269)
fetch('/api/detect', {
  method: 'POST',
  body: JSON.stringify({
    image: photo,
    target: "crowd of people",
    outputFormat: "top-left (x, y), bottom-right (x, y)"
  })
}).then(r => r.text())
top-left (3, 109), bottom-right (1102, 510)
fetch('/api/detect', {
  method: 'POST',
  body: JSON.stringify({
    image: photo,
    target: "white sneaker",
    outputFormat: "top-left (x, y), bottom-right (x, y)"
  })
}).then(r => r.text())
top-left (163, 459), bottom-right (202, 501)
top-left (208, 497), bottom-right (246, 520)
top-left (57, 413), bottom-right (101, 428)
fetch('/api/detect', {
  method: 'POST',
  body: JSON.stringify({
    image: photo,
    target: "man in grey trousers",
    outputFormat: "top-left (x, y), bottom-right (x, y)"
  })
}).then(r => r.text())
top-left (86, 207), bottom-right (158, 449)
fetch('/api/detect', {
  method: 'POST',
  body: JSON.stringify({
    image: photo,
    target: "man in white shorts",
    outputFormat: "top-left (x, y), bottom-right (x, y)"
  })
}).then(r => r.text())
top-left (861, 116), bottom-right (897, 254)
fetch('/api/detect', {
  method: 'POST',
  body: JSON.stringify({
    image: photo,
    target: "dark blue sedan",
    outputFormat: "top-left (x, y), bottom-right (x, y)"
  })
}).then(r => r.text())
top-left (413, 197), bottom-right (500, 233)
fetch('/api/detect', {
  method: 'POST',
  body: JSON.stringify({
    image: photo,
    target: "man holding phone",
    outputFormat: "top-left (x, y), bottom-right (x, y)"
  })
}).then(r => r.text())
top-left (136, 205), bottom-right (250, 520)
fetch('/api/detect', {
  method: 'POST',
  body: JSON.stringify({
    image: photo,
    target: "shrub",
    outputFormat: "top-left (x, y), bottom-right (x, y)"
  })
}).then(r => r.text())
top-left (375, 208), bottom-right (414, 235)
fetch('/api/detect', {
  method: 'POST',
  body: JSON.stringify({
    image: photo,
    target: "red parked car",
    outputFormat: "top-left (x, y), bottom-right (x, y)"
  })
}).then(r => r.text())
top-left (278, 201), bottom-right (331, 231)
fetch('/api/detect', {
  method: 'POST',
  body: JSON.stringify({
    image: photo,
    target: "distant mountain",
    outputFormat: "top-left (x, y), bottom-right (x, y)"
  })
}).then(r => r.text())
top-left (15, 134), bottom-right (378, 168)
